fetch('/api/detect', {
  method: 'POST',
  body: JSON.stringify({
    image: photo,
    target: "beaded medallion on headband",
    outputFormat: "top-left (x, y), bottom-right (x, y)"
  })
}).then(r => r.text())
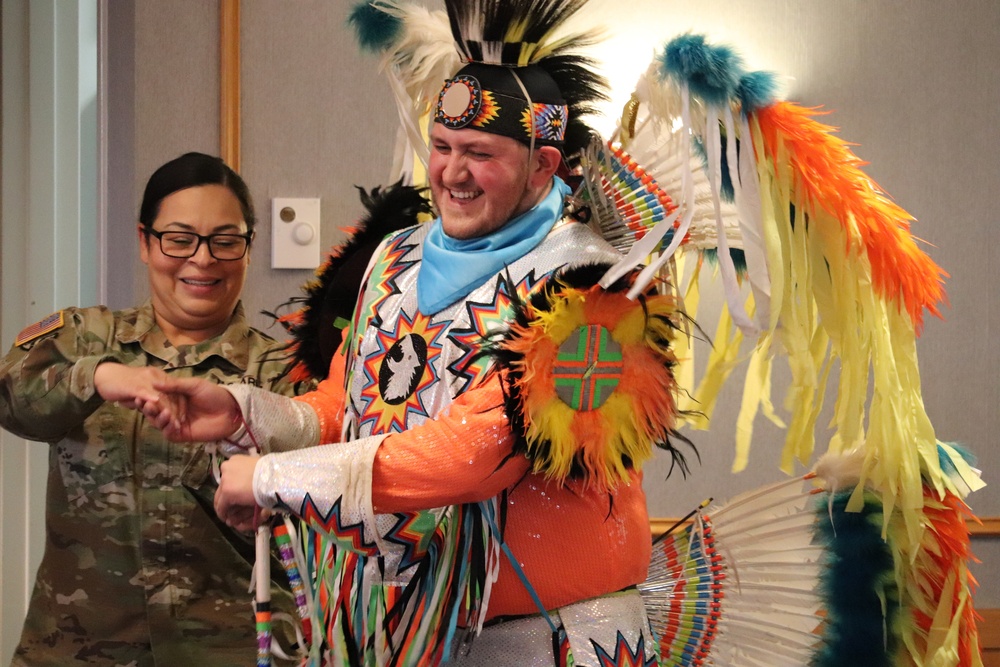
top-left (433, 0), bottom-right (608, 157)
top-left (435, 64), bottom-right (569, 145)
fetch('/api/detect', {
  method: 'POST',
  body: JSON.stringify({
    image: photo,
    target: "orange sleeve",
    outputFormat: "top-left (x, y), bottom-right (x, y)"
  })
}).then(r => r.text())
top-left (370, 374), bottom-right (530, 513)
top-left (293, 345), bottom-right (348, 443)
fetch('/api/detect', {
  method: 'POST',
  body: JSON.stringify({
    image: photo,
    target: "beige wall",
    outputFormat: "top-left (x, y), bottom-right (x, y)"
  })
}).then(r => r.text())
top-left (106, 1), bottom-right (401, 321)
top-left (106, 0), bottom-right (222, 309)
top-left (82, 0), bottom-right (1000, 619)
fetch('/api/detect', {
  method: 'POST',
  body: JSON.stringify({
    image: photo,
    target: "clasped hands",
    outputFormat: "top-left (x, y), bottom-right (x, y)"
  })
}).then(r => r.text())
top-left (96, 362), bottom-right (263, 531)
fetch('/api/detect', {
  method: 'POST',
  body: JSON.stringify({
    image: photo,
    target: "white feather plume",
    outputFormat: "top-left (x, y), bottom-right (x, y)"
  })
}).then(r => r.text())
top-left (370, 1), bottom-right (461, 177)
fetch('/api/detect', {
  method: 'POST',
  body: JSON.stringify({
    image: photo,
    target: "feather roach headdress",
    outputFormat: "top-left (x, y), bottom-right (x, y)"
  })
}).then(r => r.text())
top-left (435, 0), bottom-right (608, 162)
top-left (349, 0), bottom-right (608, 174)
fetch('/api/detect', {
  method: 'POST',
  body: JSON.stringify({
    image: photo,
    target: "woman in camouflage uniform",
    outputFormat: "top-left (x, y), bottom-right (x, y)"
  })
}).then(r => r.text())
top-left (0, 152), bottom-right (299, 666)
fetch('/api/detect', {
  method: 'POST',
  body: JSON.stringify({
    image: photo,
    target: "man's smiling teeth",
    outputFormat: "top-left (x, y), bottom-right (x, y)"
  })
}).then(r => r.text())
top-left (450, 189), bottom-right (481, 200)
top-left (182, 278), bottom-right (219, 286)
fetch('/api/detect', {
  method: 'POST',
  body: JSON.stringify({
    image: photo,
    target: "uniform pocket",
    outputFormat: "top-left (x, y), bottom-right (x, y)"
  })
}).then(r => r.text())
top-left (56, 404), bottom-right (135, 517)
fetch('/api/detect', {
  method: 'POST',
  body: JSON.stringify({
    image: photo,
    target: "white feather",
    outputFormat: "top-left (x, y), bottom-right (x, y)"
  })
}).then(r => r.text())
top-left (812, 448), bottom-right (866, 493)
top-left (640, 475), bottom-right (825, 664)
top-left (368, 1), bottom-right (460, 176)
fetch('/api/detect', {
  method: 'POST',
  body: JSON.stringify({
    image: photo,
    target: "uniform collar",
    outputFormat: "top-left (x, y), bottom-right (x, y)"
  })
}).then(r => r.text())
top-left (117, 300), bottom-right (254, 370)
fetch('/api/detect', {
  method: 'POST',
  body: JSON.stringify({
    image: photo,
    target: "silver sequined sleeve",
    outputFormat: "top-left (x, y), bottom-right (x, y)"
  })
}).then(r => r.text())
top-left (252, 434), bottom-right (439, 578)
top-left (252, 435), bottom-right (382, 513)
top-left (220, 384), bottom-right (321, 455)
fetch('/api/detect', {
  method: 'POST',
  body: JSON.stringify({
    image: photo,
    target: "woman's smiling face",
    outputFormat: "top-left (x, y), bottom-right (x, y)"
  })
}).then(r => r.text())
top-left (138, 184), bottom-right (250, 344)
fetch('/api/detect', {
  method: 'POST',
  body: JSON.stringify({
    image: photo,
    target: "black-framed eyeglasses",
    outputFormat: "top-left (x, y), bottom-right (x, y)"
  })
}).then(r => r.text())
top-left (144, 228), bottom-right (253, 261)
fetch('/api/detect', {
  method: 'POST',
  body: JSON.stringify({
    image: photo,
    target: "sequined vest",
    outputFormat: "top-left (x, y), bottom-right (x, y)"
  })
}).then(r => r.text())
top-left (344, 219), bottom-right (621, 439)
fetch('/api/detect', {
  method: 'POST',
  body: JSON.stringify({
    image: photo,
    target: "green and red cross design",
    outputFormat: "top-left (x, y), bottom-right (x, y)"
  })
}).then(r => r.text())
top-left (554, 324), bottom-right (623, 411)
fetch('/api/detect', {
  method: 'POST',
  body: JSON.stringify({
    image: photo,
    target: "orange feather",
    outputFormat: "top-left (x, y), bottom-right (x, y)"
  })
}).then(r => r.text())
top-left (755, 102), bottom-right (948, 332)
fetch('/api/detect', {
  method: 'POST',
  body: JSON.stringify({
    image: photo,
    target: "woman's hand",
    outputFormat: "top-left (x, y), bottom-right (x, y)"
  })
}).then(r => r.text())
top-left (94, 362), bottom-right (180, 412)
top-left (215, 454), bottom-right (261, 531)
top-left (141, 376), bottom-right (243, 442)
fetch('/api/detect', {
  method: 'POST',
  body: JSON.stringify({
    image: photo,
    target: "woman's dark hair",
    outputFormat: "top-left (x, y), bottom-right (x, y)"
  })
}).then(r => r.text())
top-left (138, 152), bottom-right (256, 232)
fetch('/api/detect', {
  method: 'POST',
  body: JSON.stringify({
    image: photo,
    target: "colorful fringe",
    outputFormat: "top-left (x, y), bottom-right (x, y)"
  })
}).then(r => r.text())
top-left (274, 521), bottom-right (314, 651)
top-left (594, 34), bottom-right (986, 666)
top-left (898, 487), bottom-right (982, 667)
top-left (296, 500), bottom-right (499, 666)
top-left (744, 109), bottom-right (985, 650)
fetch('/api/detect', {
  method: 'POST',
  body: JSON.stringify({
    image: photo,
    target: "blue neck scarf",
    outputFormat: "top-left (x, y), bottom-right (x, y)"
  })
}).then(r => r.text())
top-left (418, 176), bottom-right (570, 314)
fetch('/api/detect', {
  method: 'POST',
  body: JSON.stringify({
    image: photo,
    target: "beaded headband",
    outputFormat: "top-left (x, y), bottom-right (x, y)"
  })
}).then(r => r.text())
top-left (434, 63), bottom-right (569, 146)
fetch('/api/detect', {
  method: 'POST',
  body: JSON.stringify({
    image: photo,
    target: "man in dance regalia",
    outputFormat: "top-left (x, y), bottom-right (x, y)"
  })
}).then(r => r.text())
top-left (143, 1), bottom-right (682, 664)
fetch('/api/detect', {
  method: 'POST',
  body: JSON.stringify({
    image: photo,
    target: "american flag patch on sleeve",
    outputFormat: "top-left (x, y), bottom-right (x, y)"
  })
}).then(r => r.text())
top-left (15, 311), bottom-right (65, 347)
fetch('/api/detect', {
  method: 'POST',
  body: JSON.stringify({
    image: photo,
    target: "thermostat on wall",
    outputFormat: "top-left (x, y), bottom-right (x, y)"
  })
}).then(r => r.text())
top-left (271, 197), bottom-right (320, 269)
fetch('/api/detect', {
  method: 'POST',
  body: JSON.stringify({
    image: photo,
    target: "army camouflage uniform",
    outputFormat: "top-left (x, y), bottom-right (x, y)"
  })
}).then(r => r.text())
top-left (0, 301), bottom-right (304, 667)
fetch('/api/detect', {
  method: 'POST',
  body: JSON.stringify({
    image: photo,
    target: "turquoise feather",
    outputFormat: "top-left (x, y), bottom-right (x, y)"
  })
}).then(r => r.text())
top-left (812, 490), bottom-right (900, 667)
top-left (661, 34), bottom-right (743, 106)
top-left (737, 70), bottom-right (778, 114)
top-left (347, 2), bottom-right (402, 53)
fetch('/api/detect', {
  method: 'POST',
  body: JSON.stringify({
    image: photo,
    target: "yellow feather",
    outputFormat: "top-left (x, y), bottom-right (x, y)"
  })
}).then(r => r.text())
top-left (673, 254), bottom-right (698, 412)
top-left (526, 396), bottom-right (576, 480)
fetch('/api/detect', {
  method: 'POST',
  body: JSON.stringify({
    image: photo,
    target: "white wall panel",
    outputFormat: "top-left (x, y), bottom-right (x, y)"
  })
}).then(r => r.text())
top-left (0, 2), bottom-right (98, 663)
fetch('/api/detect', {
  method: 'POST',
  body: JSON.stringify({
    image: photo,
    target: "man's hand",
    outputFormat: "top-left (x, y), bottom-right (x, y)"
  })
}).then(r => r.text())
top-left (141, 376), bottom-right (242, 442)
top-left (215, 454), bottom-right (261, 531)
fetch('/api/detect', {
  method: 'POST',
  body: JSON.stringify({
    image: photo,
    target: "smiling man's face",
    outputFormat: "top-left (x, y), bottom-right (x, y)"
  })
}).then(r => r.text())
top-left (429, 124), bottom-right (556, 240)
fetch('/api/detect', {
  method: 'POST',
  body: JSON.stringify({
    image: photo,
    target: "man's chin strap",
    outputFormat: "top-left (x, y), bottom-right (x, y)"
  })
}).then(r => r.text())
top-left (509, 68), bottom-right (537, 163)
